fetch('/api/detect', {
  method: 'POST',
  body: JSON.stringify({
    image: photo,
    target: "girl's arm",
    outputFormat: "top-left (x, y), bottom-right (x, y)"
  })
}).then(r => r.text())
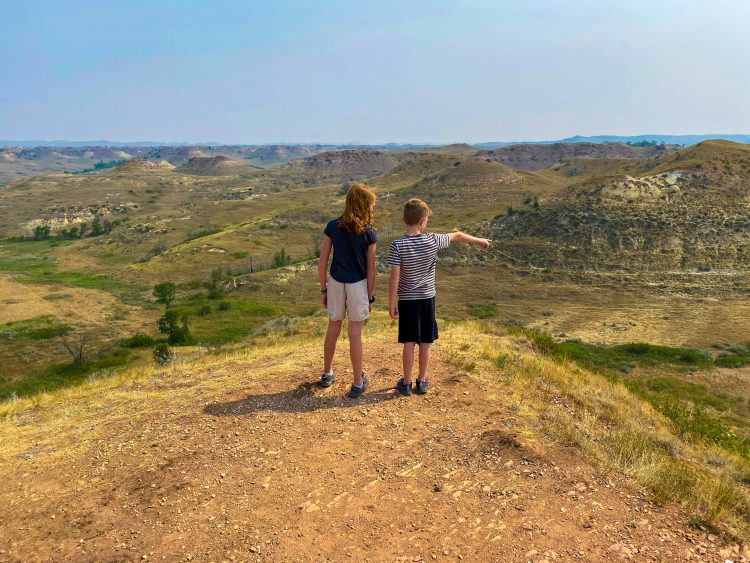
top-left (448, 231), bottom-right (491, 248)
top-left (318, 236), bottom-right (332, 306)
top-left (366, 243), bottom-right (377, 303)
top-left (389, 266), bottom-right (400, 319)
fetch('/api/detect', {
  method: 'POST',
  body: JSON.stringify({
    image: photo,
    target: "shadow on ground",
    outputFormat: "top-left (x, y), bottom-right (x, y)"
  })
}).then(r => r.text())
top-left (204, 381), bottom-right (400, 416)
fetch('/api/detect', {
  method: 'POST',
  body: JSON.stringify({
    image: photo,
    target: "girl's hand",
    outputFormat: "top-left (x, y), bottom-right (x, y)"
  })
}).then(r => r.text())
top-left (321, 294), bottom-right (327, 308)
top-left (389, 306), bottom-right (399, 319)
top-left (476, 238), bottom-right (491, 249)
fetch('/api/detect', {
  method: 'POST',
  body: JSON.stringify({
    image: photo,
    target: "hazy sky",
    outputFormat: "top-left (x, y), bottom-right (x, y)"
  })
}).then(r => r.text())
top-left (1, 0), bottom-right (749, 143)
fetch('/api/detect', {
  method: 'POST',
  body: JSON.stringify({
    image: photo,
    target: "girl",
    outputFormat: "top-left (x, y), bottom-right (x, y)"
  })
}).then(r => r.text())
top-left (318, 183), bottom-right (377, 398)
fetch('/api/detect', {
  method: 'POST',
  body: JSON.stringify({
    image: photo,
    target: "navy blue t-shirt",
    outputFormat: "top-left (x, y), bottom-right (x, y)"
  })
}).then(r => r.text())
top-left (324, 218), bottom-right (377, 283)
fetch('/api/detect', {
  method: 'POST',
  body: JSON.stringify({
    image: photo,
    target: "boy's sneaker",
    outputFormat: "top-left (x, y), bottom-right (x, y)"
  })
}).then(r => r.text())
top-left (415, 379), bottom-right (429, 395)
top-left (347, 375), bottom-right (368, 399)
top-left (396, 378), bottom-right (413, 396)
top-left (320, 371), bottom-right (335, 388)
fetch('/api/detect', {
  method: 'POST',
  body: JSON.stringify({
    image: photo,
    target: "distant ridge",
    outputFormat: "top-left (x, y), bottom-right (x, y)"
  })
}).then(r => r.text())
top-left (474, 134), bottom-right (750, 149)
top-left (2, 134), bottom-right (749, 150)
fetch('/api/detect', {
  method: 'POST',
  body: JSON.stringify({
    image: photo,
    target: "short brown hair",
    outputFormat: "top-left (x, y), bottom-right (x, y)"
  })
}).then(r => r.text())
top-left (403, 198), bottom-right (431, 226)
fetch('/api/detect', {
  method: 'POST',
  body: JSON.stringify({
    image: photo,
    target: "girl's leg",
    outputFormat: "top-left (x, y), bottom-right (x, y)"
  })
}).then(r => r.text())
top-left (417, 343), bottom-right (431, 381)
top-left (402, 342), bottom-right (416, 385)
top-left (348, 320), bottom-right (364, 386)
top-left (323, 320), bottom-right (342, 373)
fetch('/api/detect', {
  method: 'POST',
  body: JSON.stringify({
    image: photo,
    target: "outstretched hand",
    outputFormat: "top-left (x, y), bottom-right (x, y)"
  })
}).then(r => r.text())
top-left (477, 238), bottom-right (492, 249)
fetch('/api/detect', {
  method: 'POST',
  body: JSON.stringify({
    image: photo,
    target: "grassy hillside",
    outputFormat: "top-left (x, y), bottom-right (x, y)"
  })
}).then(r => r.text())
top-left (1, 313), bottom-right (748, 559)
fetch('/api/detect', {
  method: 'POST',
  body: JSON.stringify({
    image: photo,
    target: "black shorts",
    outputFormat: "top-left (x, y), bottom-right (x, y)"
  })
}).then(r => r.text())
top-left (398, 297), bottom-right (438, 344)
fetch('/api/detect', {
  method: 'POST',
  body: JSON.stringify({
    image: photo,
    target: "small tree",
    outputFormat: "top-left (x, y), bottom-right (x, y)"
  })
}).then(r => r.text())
top-left (157, 309), bottom-right (190, 345)
top-left (33, 225), bottom-right (50, 240)
top-left (69, 226), bottom-right (79, 239)
top-left (153, 281), bottom-right (176, 307)
top-left (78, 222), bottom-right (88, 238)
top-left (90, 216), bottom-right (103, 236)
top-left (273, 247), bottom-right (291, 268)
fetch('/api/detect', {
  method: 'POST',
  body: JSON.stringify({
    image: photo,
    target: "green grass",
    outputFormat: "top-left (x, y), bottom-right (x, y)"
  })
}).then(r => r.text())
top-left (0, 239), bottom-right (146, 304)
top-left (715, 344), bottom-right (750, 368)
top-left (0, 348), bottom-right (133, 401)
top-left (186, 228), bottom-right (223, 241)
top-left (0, 316), bottom-right (73, 341)
top-left (647, 376), bottom-right (729, 410)
top-left (23, 270), bottom-right (145, 304)
top-left (0, 239), bottom-right (69, 274)
top-left (468, 302), bottom-right (497, 319)
top-left (612, 342), bottom-right (713, 368)
top-left (505, 326), bottom-right (713, 372)
top-left (171, 295), bottom-right (278, 345)
top-left (506, 325), bottom-right (749, 457)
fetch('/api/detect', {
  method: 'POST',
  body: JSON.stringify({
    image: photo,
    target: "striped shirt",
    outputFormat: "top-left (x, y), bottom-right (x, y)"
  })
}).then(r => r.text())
top-left (387, 233), bottom-right (451, 300)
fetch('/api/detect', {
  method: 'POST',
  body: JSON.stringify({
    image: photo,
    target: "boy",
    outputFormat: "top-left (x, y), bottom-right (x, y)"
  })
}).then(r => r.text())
top-left (387, 198), bottom-right (490, 395)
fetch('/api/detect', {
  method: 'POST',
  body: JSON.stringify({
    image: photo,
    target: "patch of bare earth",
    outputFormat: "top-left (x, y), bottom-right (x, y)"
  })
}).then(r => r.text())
top-left (0, 339), bottom-right (745, 561)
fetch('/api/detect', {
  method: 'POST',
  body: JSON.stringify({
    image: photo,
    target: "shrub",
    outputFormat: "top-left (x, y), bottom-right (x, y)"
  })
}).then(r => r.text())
top-left (217, 301), bottom-right (231, 311)
top-left (157, 310), bottom-right (190, 345)
top-left (273, 247), bottom-right (292, 268)
top-left (153, 343), bottom-right (174, 366)
top-left (123, 332), bottom-right (155, 348)
top-left (197, 304), bottom-right (212, 316)
top-left (153, 281), bottom-right (176, 307)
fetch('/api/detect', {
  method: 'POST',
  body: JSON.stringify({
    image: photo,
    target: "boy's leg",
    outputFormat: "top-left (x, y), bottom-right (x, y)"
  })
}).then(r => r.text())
top-left (402, 342), bottom-right (416, 385)
top-left (323, 320), bottom-right (342, 373)
top-left (348, 320), bottom-right (364, 386)
top-left (417, 343), bottom-right (431, 382)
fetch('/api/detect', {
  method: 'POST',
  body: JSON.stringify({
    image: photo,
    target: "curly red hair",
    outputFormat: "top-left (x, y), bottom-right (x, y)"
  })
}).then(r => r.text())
top-left (338, 183), bottom-right (376, 235)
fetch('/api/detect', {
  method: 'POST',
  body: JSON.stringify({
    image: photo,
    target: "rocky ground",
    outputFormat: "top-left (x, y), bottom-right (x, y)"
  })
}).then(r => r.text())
top-left (2, 337), bottom-right (747, 562)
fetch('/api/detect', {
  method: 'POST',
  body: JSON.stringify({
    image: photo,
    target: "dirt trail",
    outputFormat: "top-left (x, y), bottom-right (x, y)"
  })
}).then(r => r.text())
top-left (0, 339), bottom-right (743, 561)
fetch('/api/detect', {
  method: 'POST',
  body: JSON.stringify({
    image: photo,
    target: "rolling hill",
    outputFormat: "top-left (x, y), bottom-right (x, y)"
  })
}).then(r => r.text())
top-left (486, 141), bottom-right (750, 273)
top-left (177, 156), bottom-right (257, 176)
top-left (476, 142), bottom-right (674, 171)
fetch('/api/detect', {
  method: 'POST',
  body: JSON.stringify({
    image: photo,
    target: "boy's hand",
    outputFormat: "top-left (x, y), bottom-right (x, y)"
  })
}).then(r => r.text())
top-left (321, 294), bottom-right (327, 308)
top-left (389, 306), bottom-right (399, 319)
top-left (477, 238), bottom-right (491, 249)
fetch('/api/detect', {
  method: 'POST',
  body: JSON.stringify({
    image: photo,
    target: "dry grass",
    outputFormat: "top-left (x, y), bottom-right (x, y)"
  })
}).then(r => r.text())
top-left (434, 320), bottom-right (750, 541)
top-left (2, 312), bottom-right (748, 541)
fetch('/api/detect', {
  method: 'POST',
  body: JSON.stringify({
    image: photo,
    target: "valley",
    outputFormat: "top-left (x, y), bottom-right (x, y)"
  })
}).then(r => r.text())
top-left (1, 140), bottom-right (749, 552)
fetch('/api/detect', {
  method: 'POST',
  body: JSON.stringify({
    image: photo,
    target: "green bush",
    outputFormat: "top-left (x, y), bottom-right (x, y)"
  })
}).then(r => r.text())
top-left (217, 301), bottom-right (231, 311)
top-left (273, 247), bottom-right (292, 267)
top-left (153, 281), bottom-right (176, 307)
top-left (123, 332), bottom-right (155, 348)
top-left (198, 304), bottom-right (212, 316)
top-left (157, 310), bottom-right (190, 345)
top-left (153, 343), bottom-right (174, 366)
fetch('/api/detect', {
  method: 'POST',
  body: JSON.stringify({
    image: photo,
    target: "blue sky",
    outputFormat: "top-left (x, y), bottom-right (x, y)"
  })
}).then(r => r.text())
top-left (1, 0), bottom-right (748, 143)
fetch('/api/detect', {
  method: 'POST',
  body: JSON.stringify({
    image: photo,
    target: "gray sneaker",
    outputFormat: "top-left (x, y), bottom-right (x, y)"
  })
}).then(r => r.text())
top-left (347, 375), bottom-right (369, 399)
top-left (320, 371), bottom-right (335, 388)
top-left (415, 379), bottom-right (429, 395)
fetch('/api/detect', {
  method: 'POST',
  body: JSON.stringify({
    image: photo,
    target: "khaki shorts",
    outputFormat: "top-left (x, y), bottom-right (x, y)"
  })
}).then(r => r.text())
top-left (327, 277), bottom-right (369, 322)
